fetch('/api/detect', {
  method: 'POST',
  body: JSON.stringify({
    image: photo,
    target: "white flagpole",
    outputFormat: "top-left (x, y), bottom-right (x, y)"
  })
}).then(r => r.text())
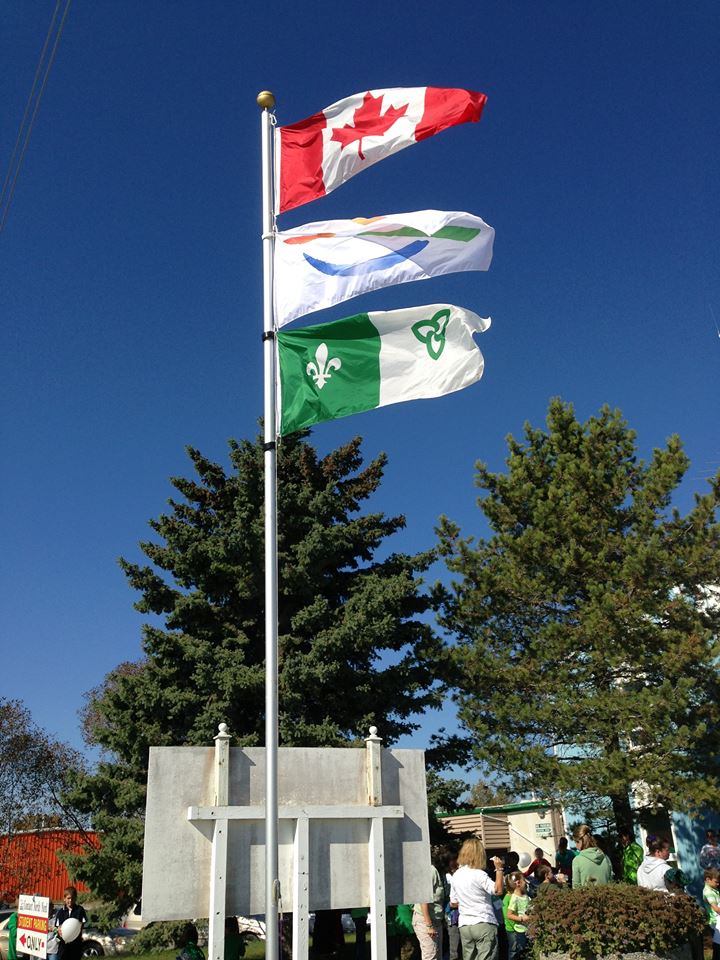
top-left (257, 89), bottom-right (280, 960)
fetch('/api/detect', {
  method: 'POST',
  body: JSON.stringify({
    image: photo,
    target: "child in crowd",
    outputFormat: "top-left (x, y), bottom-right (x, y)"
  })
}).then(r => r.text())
top-left (444, 855), bottom-right (461, 960)
top-left (534, 863), bottom-right (566, 894)
top-left (176, 924), bottom-right (205, 960)
top-left (700, 832), bottom-right (720, 871)
top-left (523, 848), bottom-right (552, 879)
top-left (55, 886), bottom-right (87, 960)
top-left (703, 868), bottom-right (720, 960)
top-left (554, 837), bottom-right (575, 884)
top-left (504, 871), bottom-right (530, 960)
top-left (223, 917), bottom-right (245, 960)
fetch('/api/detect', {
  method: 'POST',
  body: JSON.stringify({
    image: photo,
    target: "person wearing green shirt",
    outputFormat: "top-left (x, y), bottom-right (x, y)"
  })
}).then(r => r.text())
top-left (703, 867), bottom-right (720, 960)
top-left (572, 825), bottom-right (614, 887)
top-left (8, 911), bottom-right (18, 960)
top-left (222, 917), bottom-right (245, 960)
top-left (620, 829), bottom-right (644, 884)
top-left (176, 924), bottom-right (204, 960)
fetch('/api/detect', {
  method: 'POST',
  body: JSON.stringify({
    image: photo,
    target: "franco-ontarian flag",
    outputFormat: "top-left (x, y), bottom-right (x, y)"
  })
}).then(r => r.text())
top-left (275, 87), bottom-right (487, 214)
top-left (274, 209), bottom-right (494, 327)
top-left (277, 304), bottom-right (490, 436)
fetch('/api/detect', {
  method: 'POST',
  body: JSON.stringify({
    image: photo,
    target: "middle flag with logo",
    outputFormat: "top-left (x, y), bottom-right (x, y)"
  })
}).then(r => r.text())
top-left (276, 303), bottom-right (491, 435)
top-left (274, 209), bottom-right (495, 327)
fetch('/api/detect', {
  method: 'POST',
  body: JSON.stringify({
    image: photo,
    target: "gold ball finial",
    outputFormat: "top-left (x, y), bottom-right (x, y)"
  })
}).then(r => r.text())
top-left (256, 90), bottom-right (276, 110)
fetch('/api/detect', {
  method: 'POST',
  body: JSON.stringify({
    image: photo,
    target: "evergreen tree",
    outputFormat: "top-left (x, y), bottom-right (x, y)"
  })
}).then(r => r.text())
top-left (467, 781), bottom-right (516, 809)
top-left (438, 400), bottom-right (720, 831)
top-left (65, 432), bottom-right (446, 906)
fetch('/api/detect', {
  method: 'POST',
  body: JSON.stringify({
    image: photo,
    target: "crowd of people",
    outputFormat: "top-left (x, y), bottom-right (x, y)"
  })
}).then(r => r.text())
top-left (5, 831), bottom-right (720, 960)
top-left (403, 826), bottom-right (720, 960)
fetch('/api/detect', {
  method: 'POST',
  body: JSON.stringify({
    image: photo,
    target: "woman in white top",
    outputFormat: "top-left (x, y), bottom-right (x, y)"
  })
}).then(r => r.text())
top-left (637, 836), bottom-right (674, 892)
top-left (449, 838), bottom-right (505, 960)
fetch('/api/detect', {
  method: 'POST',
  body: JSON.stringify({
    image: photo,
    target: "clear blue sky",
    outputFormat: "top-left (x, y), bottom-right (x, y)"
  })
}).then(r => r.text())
top-left (1, 1), bottom-right (718, 761)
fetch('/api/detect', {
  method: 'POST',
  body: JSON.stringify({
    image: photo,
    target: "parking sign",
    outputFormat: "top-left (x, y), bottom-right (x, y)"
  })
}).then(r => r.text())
top-left (17, 894), bottom-right (50, 959)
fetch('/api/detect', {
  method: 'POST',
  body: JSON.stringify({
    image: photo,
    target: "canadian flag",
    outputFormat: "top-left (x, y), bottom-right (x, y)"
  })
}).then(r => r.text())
top-left (275, 87), bottom-right (487, 214)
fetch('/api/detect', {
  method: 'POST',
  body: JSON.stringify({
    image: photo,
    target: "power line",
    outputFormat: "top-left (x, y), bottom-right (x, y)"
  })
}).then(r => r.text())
top-left (709, 303), bottom-right (720, 339)
top-left (0, 0), bottom-right (72, 234)
top-left (0, 1), bottom-right (62, 212)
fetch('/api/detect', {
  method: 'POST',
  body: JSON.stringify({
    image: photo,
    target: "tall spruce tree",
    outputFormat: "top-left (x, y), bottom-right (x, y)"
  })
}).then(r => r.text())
top-left (438, 399), bottom-right (720, 830)
top-left (65, 432), bottom-right (446, 907)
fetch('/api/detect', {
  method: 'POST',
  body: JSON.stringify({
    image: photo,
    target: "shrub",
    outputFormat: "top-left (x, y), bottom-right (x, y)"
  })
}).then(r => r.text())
top-left (81, 902), bottom-right (123, 934)
top-left (130, 921), bottom-right (194, 953)
top-left (528, 883), bottom-right (706, 959)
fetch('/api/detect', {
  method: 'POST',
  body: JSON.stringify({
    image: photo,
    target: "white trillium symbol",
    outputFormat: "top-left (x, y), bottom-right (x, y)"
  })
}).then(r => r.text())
top-left (306, 343), bottom-right (342, 389)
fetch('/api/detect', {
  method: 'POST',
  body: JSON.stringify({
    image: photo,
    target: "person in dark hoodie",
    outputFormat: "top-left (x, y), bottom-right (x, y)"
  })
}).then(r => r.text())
top-left (571, 825), bottom-right (614, 887)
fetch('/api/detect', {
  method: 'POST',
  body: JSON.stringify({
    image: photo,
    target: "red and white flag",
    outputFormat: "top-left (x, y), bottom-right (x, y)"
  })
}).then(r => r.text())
top-left (275, 87), bottom-right (487, 214)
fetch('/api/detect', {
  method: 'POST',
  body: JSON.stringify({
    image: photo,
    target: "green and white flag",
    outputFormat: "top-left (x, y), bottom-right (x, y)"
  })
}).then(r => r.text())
top-left (277, 303), bottom-right (490, 435)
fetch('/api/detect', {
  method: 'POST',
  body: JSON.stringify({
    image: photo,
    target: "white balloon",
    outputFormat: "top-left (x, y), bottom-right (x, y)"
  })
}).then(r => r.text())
top-left (517, 852), bottom-right (531, 869)
top-left (60, 919), bottom-right (82, 943)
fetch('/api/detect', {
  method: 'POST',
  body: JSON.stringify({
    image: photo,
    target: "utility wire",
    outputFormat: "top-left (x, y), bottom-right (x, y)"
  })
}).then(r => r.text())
top-left (0, 0), bottom-right (62, 212)
top-left (0, 0), bottom-right (72, 234)
top-left (709, 303), bottom-right (720, 339)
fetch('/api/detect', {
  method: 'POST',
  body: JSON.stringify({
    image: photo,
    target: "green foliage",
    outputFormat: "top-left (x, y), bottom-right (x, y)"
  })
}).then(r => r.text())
top-left (0, 697), bottom-right (86, 833)
top-left (426, 770), bottom-right (467, 814)
top-left (467, 780), bottom-right (516, 808)
top-left (129, 951), bottom-right (178, 960)
top-left (130, 922), bottom-right (198, 953)
top-left (129, 944), bottom-right (267, 960)
top-left (81, 900), bottom-right (125, 933)
top-left (528, 884), bottom-right (706, 958)
top-left (63, 760), bottom-right (146, 911)
top-left (438, 399), bottom-right (720, 825)
top-left (0, 698), bottom-right (89, 898)
top-left (425, 770), bottom-right (468, 845)
top-left (66, 432), bottom-right (447, 906)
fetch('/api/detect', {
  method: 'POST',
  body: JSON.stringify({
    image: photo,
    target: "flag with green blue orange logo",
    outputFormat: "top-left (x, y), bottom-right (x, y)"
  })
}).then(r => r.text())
top-left (274, 210), bottom-right (494, 327)
top-left (276, 303), bottom-right (490, 435)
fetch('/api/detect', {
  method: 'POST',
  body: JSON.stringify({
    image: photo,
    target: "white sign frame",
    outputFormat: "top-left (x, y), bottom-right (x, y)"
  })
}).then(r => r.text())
top-left (17, 894), bottom-right (50, 959)
top-left (143, 726), bottom-right (432, 960)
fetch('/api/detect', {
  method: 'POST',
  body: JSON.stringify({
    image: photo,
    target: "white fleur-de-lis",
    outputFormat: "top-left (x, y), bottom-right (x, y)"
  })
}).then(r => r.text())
top-left (306, 342), bottom-right (342, 389)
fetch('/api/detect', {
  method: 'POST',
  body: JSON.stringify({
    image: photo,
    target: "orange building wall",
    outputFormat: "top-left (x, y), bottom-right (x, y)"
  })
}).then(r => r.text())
top-left (0, 830), bottom-right (98, 903)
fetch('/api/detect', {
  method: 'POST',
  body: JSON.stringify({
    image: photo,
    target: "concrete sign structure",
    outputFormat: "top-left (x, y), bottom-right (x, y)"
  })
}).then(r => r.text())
top-left (17, 894), bottom-right (49, 959)
top-left (143, 726), bottom-right (431, 960)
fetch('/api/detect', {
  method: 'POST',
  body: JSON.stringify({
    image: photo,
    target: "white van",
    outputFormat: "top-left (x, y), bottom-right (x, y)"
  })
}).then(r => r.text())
top-left (119, 903), bottom-right (143, 931)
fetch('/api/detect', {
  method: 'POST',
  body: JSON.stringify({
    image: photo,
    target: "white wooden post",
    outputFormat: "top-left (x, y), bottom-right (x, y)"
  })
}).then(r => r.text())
top-left (365, 727), bottom-right (387, 960)
top-left (292, 817), bottom-right (310, 960)
top-left (208, 722), bottom-right (231, 960)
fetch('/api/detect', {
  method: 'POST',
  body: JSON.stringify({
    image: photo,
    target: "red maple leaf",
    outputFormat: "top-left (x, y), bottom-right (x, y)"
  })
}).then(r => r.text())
top-left (330, 92), bottom-right (409, 160)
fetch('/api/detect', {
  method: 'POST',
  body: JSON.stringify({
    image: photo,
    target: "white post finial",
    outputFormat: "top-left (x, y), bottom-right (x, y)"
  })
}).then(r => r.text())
top-left (215, 722), bottom-right (231, 741)
top-left (365, 728), bottom-right (382, 805)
